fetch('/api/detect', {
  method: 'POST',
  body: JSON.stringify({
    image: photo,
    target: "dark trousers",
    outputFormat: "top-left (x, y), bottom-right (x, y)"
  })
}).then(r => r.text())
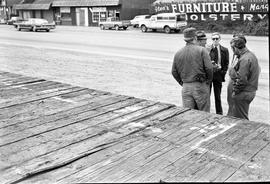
top-left (227, 80), bottom-right (255, 120)
top-left (210, 81), bottom-right (223, 115)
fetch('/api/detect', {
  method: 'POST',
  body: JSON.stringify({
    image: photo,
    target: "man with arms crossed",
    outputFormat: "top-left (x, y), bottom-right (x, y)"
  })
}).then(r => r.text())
top-left (227, 37), bottom-right (260, 120)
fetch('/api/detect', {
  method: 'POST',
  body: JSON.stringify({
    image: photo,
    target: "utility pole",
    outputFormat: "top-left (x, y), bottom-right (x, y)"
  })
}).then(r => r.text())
top-left (2, 0), bottom-right (8, 20)
top-left (4, 0), bottom-right (8, 20)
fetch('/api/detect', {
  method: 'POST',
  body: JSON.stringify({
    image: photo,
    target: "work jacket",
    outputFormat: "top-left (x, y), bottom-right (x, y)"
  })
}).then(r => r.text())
top-left (172, 42), bottom-right (213, 86)
top-left (229, 48), bottom-right (260, 94)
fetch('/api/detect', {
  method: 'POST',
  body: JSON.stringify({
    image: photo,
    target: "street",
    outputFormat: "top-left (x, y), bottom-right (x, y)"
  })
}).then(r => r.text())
top-left (0, 24), bottom-right (269, 123)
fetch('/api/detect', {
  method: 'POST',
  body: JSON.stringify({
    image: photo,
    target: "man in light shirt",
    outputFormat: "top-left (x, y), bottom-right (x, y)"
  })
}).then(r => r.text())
top-left (209, 32), bottom-right (229, 115)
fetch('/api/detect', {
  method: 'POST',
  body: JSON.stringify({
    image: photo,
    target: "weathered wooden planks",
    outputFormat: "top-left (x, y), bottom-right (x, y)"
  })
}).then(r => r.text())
top-left (0, 71), bottom-right (269, 184)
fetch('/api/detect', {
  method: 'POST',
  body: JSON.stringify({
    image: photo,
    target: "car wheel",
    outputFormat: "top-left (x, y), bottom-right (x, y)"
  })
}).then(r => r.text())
top-left (115, 25), bottom-right (119, 31)
top-left (164, 26), bottom-right (171, 34)
top-left (46, 29), bottom-right (50, 32)
top-left (123, 27), bottom-right (127, 30)
top-left (141, 25), bottom-right (147, 32)
top-left (100, 24), bottom-right (105, 30)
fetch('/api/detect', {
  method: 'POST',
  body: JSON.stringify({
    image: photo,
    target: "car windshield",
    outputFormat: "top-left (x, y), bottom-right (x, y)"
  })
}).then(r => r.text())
top-left (30, 19), bottom-right (48, 24)
top-left (11, 17), bottom-right (20, 20)
top-left (133, 15), bottom-right (150, 20)
top-left (176, 14), bottom-right (186, 21)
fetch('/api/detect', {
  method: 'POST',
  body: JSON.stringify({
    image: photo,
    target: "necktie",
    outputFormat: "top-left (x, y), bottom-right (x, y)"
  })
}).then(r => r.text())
top-left (212, 47), bottom-right (218, 63)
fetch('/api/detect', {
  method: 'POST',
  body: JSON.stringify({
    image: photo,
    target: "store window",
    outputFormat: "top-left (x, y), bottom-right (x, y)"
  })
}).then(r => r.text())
top-left (92, 7), bottom-right (108, 22)
top-left (92, 12), bottom-right (99, 22)
top-left (100, 12), bottom-right (106, 22)
top-left (107, 10), bottom-right (115, 18)
top-left (115, 11), bottom-right (120, 19)
top-left (60, 7), bottom-right (71, 19)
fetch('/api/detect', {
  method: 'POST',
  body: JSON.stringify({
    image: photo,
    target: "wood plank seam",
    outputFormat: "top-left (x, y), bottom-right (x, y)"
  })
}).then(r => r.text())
top-left (52, 109), bottom-right (189, 183)
top-left (4, 140), bottom-right (121, 184)
top-left (0, 79), bottom-right (46, 88)
top-left (65, 109), bottom-right (193, 182)
top-left (0, 106), bottom-right (182, 183)
top-left (0, 87), bottom-right (85, 109)
top-left (114, 116), bottom-right (239, 182)
top-left (0, 90), bottom-right (111, 126)
top-left (34, 108), bottom-right (189, 183)
top-left (0, 93), bottom-right (121, 130)
top-left (0, 96), bottom-right (133, 147)
top-left (223, 141), bottom-right (270, 182)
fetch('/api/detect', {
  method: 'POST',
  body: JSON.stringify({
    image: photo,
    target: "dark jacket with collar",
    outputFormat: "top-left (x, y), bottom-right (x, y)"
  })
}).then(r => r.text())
top-left (209, 45), bottom-right (229, 82)
top-left (172, 42), bottom-right (213, 86)
top-left (229, 48), bottom-right (260, 94)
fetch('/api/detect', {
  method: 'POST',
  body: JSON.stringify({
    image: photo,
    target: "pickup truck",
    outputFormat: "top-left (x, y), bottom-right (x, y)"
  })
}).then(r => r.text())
top-left (139, 13), bottom-right (187, 34)
top-left (99, 17), bottom-right (131, 30)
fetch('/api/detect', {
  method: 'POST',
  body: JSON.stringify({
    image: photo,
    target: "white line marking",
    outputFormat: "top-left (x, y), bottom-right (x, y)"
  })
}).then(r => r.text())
top-left (191, 122), bottom-right (236, 150)
top-left (52, 96), bottom-right (76, 104)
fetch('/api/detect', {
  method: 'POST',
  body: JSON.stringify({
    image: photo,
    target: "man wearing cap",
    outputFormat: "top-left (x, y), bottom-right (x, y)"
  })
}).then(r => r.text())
top-left (227, 37), bottom-right (260, 120)
top-left (196, 30), bottom-right (207, 47)
top-left (172, 27), bottom-right (213, 112)
top-left (209, 32), bottom-right (229, 115)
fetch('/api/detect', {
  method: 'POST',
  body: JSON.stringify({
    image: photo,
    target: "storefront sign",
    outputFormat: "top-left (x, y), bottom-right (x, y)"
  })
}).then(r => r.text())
top-left (60, 7), bottom-right (70, 13)
top-left (92, 7), bottom-right (107, 12)
top-left (188, 13), bottom-right (267, 21)
top-left (152, 0), bottom-right (268, 21)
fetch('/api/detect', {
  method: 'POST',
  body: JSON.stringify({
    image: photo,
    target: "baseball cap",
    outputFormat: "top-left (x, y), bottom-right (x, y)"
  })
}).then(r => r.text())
top-left (196, 30), bottom-right (207, 40)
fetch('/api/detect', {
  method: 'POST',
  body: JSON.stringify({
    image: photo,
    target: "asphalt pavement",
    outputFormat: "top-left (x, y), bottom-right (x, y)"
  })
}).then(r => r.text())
top-left (0, 24), bottom-right (269, 123)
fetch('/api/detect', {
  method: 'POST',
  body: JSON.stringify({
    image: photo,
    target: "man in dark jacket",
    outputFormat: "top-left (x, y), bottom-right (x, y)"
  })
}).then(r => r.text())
top-left (227, 37), bottom-right (260, 120)
top-left (196, 30), bottom-right (207, 47)
top-left (209, 32), bottom-right (229, 115)
top-left (172, 27), bottom-right (213, 112)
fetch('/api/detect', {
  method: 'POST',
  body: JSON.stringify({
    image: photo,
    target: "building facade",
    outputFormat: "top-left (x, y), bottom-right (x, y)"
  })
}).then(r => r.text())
top-left (151, 0), bottom-right (268, 22)
top-left (11, 0), bottom-right (156, 26)
top-left (0, 0), bottom-right (22, 21)
top-left (13, 0), bottom-right (54, 22)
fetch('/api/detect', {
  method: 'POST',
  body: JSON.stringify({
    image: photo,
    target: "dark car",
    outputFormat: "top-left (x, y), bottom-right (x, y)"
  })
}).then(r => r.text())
top-left (7, 17), bottom-right (24, 26)
top-left (15, 18), bottom-right (56, 32)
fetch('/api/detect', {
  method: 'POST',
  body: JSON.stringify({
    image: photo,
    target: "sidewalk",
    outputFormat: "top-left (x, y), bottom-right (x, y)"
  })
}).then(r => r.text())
top-left (55, 25), bottom-right (139, 32)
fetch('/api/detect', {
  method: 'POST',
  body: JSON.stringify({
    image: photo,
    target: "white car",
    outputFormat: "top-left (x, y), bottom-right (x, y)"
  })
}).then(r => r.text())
top-left (139, 13), bottom-right (187, 34)
top-left (130, 15), bottom-right (151, 28)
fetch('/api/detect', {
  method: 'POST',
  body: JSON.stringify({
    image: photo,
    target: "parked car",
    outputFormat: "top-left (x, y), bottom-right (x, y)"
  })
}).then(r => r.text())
top-left (7, 17), bottom-right (24, 26)
top-left (130, 14), bottom-right (151, 28)
top-left (0, 18), bottom-right (7, 24)
top-left (14, 18), bottom-right (56, 32)
top-left (99, 17), bottom-right (131, 30)
top-left (139, 13), bottom-right (187, 34)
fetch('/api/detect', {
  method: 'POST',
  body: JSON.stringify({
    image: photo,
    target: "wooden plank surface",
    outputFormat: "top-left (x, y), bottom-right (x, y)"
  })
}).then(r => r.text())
top-left (0, 71), bottom-right (269, 184)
